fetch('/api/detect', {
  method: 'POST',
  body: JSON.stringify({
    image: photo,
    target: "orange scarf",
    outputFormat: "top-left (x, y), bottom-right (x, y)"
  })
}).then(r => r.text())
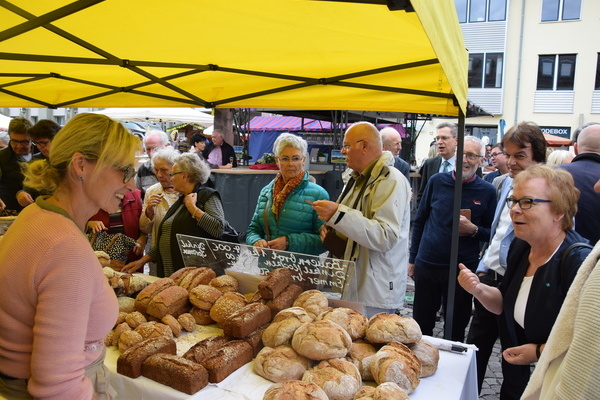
top-left (272, 170), bottom-right (304, 220)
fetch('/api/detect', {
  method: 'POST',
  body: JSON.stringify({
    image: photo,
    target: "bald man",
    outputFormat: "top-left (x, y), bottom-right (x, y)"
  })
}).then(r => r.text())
top-left (559, 123), bottom-right (600, 244)
top-left (311, 122), bottom-right (411, 318)
top-left (380, 127), bottom-right (411, 180)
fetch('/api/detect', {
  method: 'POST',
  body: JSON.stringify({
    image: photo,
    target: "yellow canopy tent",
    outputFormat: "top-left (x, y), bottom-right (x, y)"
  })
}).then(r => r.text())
top-left (0, 0), bottom-right (467, 116)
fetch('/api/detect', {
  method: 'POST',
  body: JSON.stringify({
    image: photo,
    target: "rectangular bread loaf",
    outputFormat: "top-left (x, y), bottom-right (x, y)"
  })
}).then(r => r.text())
top-left (117, 336), bottom-right (176, 378)
top-left (265, 283), bottom-right (303, 319)
top-left (222, 302), bottom-right (271, 338)
top-left (242, 323), bottom-right (269, 357)
top-left (182, 334), bottom-right (229, 363)
top-left (142, 354), bottom-right (208, 395)
top-left (258, 268), bottom-right (292, 299)
top-left (201, 340), bottom-right (253, 383)
top-left (146, 285), bottom-right (190, 319)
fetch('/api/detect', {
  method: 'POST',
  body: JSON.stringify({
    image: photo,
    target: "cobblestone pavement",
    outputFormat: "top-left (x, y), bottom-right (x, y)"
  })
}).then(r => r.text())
top-left (399, 280), bottom-right (502, 400)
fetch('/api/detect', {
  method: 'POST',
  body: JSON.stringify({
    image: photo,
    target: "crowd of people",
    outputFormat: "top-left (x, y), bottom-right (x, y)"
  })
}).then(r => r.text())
top-left (1, 113), bottom-right (599, 399)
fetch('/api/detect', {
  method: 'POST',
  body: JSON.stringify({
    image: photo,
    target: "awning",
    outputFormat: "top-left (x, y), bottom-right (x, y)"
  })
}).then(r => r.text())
top-left (0, 0), bottom-right (467, 116)
top-left (543, 133), bottom-right (573, 147)
top-left (89, 108), bottom-right (213, 126)
top-left (243, 115), bottom-right (405, 134)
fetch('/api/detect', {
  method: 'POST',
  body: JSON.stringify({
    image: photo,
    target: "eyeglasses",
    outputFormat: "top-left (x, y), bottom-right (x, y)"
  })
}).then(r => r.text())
top-left (506, 197), bottom-right (552, 210)
top-left (10, 139), bottom-right (32, 146)
top-left (114, 164), bottom-right (136, 183)
top-left (341, 139), bottom-right (365, 151)
top-left (435, 135), bottom-right (453, 141)
top-left (169, 171), bottom-right (183, 177)
top-left (33, 140), bottom-right (51, 148)
top-left (490, 152), bottom-right (504, 157)
top-left (278, 156), bottom-right (304, 163)
top-left (463, 153), bottom-right (484, 161)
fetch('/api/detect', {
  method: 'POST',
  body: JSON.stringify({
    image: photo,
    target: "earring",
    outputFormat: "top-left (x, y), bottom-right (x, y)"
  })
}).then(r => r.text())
top-left (78, 176), bottom-right (83, 181)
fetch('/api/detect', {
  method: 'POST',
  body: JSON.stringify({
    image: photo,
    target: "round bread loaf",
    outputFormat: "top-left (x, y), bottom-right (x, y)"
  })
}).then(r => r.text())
top-left (125, 311), bottom-right (147, 329)
top-left (370, 342), bottom-right (421, 394)
top-left (161, 314), bottom-right (182, 337)
top-left (189, 284), bottom-right (223, 310)
top-left (118, 330), bottom-right (143, 353)
top-left (408, 339), bottom-right (439, 377)
top-left (190, 306), bottom-right (214, 325)
top-left (209, 274), bottom-right (239, 293)
top-left (115, 311), bottom-right (127, 327)
top-left (209, 292), bottom-right (247, 325)
top-left (254, 345), bottom-right (312, 383)
top-left (263, 380), bottom-right (329, 400)
top-left (346, 340), bottom-right (378, 381)
top-left (292, 320), bottom-right (352, 360)
top-left (302, 358), bottom-right (361, 400)
top-left (118, 296), bottom-right (136, 313)
top-left (317, 307), bottom-right (367, 340)
top-left (134, 321), bottom-right (173, 340)
top-left (292, 290), bottom-right (329, 320)
top-left (262, 307), bottom-right (313, 348)
top-left (112, 322), bottom-right (132, 346)
top-left (353, 382), bottom-right (408, 400)
top-left (365, 313), bottom-right (422, 345)
top-left (177, 313), bottom-right (196, 332)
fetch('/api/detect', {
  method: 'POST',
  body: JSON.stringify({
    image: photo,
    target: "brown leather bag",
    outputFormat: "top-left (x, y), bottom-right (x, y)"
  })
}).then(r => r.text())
top-left (322, 227), bottom-right (347, 259)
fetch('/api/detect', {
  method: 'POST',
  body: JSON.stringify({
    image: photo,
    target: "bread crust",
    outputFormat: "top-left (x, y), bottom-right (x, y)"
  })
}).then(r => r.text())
top-left (292, 320), bottom-right (352, 360)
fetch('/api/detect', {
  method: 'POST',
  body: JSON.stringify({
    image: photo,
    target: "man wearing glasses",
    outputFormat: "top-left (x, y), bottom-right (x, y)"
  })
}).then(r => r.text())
top-left (483, 143), bottom-right (509, 185)
top-left (0, 117), bottom-right (33, 211)
top-left (468, 122), bottom-right (546, 394)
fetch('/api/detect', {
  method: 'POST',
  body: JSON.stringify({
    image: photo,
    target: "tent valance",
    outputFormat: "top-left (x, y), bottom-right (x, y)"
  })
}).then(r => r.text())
top-left (243, 115), bottom-right (405, 135)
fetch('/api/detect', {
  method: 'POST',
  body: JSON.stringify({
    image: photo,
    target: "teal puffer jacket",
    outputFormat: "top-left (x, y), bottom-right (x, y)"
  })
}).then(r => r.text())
top-left (245, 172), bottom-right (329, 255)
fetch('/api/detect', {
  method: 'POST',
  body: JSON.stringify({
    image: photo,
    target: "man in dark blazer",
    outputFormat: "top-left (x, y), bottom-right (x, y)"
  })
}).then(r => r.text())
top-left (203, 129), bottom-right (237, 169)
top-left (380, 126), bottom-right (410, 181)
top-left (559, 123), bottom-right (600, 245)
top-left (416, 122), bottom-right (458, 204)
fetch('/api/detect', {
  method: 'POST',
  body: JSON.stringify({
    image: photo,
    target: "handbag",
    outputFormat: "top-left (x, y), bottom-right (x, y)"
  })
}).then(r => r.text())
top-left (322, 227), bottom-right (348, 258)
top-left (89, 230), bottom-right (137, 268)
top-left (196, 188), bottom-right (240, 244)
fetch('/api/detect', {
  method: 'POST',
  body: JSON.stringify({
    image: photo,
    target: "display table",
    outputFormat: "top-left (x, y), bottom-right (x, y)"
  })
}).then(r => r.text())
top-left (105, 332), bottom-right (477, 400)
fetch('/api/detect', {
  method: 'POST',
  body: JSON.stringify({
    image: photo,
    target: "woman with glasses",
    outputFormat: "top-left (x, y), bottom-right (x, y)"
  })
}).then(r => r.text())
top-left (0, 113), bottom-right (139, 399)
top-left (246, 132), bottom-right (329, 255)
top-left (123, 152), bottom-right (226, 277)
top-left (458, 165), bottom-right (591, 399)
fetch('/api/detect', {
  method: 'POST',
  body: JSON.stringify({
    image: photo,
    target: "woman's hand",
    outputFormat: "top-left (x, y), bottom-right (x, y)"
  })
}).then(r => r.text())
top-left (183, 192), bottom-right (197, 212)
top-left (457, 263), bottom-right (482, 295)
top-left (145, 193), bottom-right (164, 220)
top-left (267, 236), bottom-right (288, 251)
top-left (121, 255), bottom-right (151, 274)
top-left (16, 191), bottom-right (34, 207)
top-left (133, 235), bottom-right (147, 255)
top-left (253, 239), bottom-right (268, 248)
top-left (503, 343), bottom-right (539, 365)
top-left (87, 220), bottom-right (107, 234)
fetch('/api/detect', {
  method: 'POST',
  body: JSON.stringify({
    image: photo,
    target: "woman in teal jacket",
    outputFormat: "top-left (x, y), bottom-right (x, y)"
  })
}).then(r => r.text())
top-left (246, 133), bottom-right (329, 255)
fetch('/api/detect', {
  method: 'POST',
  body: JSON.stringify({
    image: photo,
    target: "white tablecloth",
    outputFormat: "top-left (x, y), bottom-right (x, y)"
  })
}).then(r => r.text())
top-left (105, 332), bottom-right (477, 400)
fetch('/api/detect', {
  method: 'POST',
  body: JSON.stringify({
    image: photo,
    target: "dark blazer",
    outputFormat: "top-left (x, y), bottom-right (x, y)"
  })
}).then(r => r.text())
top-left (0, 145), bottom-right (26, 211)
top-left (203, 141), bottom-right (238, 167)
top-left (393, 156), bottom-right (411, 181)
top-left (559, 153), bottom-right (600, 245)
top-left (417, 155), bottom-right (442, 204)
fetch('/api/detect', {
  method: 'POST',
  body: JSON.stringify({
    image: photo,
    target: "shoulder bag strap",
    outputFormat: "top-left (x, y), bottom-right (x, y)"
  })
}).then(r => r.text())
top-left (560, 242), bottom-right (593, 295)
top-left (263, 196), bottom-right (271, 241)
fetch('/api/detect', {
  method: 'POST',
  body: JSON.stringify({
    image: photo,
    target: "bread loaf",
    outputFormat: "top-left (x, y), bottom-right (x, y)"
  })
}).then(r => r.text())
top-left (292, 290), bottom-right (329, 320)
top-left (209, 292), bottom-right (247, 326)
top-left (365, 313), bottom-right (422, 345)
top-left (258, 268), bottom-right (292, 299)
top-left (177, 313), bottom-right (196, 332)
top-left (354, 382), bottom-right (409, 400)
top-left (242, 323), bottom-right (269, 357)
top-left (118, 330), bottom-right (143, 353)
top-left (292, 320), bottom-right (352, 360)
top-left (265, 284), bottom-right (303, 319)
top-left (209, 274), bottom-right (239, 293)
top-left (408, 339), bottom-right (439, 377)
top-left (135, 277), bottom-right (176, 314)
top-left (189, 306), bottom-right (214, 325)
top-left (263, 380), bottom-right (329, 400)
top-left (200, 340), bottom-right (253, 383)
top-left (112, 322), bottom-right (132, 346)
top-left (302, 358), bottom-right (361, 400)
top-left (346, 340), bottom-right (378, 381)
top-left (146, 285), bottom-right (190, 319)
top-left (254, 345), bottom-right (311, 383)
top-left (370, 342), bottom-right (421, 394)
top-left (125, 311), bottom-right (147, 329)
top-left (183, 335), bottom-right (229, 363)
top-left (118, 296), bottom-right (136, 313)
top-left (189, 284), bottom-right (222, 310)
top-left (117, 336), bottom-right (176, 378)
top-left (222, 302), bottom-right (272, 338)
top-left (317, 307), bottom-right (367, 341)
top-left (134, 321), bottom-right (173, 340)
top-left (180, 267), bottom-right (217, 291)
top-left (169, 267), bottom-right (197, 285)
top-left (142, 354), bottom-right (209, 394)
top-left (161, 314), bottom-right (182, 337)
top-left (262, 307), bottom-right (313, 348)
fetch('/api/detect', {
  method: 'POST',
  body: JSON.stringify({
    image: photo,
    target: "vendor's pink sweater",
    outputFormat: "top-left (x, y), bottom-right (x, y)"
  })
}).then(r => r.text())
top-left (0, 200), bottom-right (118, 399)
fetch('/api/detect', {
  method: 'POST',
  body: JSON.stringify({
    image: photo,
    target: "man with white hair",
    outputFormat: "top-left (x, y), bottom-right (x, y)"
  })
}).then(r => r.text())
top-left (135, 130), bottom-right (170, 195)
top-left (380, 126), bottom-right (410, 180)
top-left (202, 129), bottom-right (237, 169)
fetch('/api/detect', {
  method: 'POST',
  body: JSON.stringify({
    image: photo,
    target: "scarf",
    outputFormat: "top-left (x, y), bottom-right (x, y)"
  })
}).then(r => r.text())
top-left (271, 170), bottom-right (304, 220)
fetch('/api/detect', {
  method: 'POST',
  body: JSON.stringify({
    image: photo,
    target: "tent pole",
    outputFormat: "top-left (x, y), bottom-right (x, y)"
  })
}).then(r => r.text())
top-left (444, 108), bottom-right (466, 340)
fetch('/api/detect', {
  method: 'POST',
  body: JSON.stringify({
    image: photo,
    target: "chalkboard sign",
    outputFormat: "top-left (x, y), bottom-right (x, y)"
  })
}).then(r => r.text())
top-left (176, 234), bottom-right (356, 300)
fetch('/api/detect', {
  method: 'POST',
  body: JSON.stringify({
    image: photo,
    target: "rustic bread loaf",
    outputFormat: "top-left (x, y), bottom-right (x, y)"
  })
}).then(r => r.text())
top-left (209, 274), bottom-right (239, 293)
top-left (222, 302), bottom-right (272, 338)
top-left (254, 345), bottom-right (312, 383)
top-left (125, 311), bottom-right (147, 329)
top-left (200, 340), bottom-right (253, 383)
top-left (117, 336), bottom-right (176, 378)
top-left (263, 380), bottom-right (329, 400)
top-left (408, 339), bottom-right (439, 377)
top-left (346, 340), bottom-right (378, 381)
top-left (142, 353), bottom-right (209, 394)
top-left (317, 307), bottom-right (367, 341)
top-left (183, 335), bottom-right (229, 363)
top-left (135, 277), bottom-right (176, 314)
top-left (209, 292), bottom-right (247, 326)
top-left (146, 285), bottom-right (190, 319)
top-left (134, 321), bottom-right (173, 340)
top-left (292, 290), bottom-right (329, 320)
top-left (117, 330), bottom-right (143, 353)
top-left (189, 306), bottom-right (214, 325)
top-left (265, 284), bottom-right (303, 319)
top-left (112, 322), bottom-right (132, 346)
top-left (169, 267), bottom-right (197, 285)
top-left (177, 313), bottom-right (196, 332)
top-left (370, 342), bottom-right (421, 394)
top-left (180, 267), bottom-right (217, 291)
top-left (302, 358), bottom-right (361, 400)
top-left (354, 382), bottom-right (409, 400)
top-left (262, 307), bottom-right (314, 348)
top-left (189, 284), bottom-right (223, 310)
top-left (117, 296), bottom-right (136, 313)
top-left (365, 313), bottom-right (422, 345)
top-left (258, 268), bottom-right (292, 299)
top-left (292, 320), bottom-right (352, 360)
top-left (161, 314), bottom-right (182, 337)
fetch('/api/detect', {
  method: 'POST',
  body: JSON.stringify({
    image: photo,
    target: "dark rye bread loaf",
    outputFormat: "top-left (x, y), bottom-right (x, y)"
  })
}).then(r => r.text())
top-left (142, 354), bottom-right (209, 395)
top-left (258, 268), bottom-right (292, 299)
top-left (265, 283), bottom-right (303, 319)
top-left (182, 335), bottom-right (229, 363)
top-left (222, 302), bottom-right (272, 338)
top-left (117, 336), bottom-right (176, 378)
top-left (241, 323), bottom-right (269, 357)
top-left (201, 340), bottom-right (253, 383)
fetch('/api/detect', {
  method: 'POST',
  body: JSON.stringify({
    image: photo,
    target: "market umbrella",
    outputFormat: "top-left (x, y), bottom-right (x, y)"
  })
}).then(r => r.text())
top-left (543, 132), bottom-right (573, 147)
top-left (90, 108), bottom-right (213, 127)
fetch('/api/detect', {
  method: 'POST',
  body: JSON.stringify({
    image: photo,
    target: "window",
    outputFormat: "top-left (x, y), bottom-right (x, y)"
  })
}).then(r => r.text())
top-left (454, 0), bottom-right (506, 23)
top-left (595, 54), bottom-right (600, 90)
top-left (541, 0), bottom-right (581, 22)
top-left (469, 53), bottom-right (503, 88)
top-left (537, 54), bottom-right (576, 90)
